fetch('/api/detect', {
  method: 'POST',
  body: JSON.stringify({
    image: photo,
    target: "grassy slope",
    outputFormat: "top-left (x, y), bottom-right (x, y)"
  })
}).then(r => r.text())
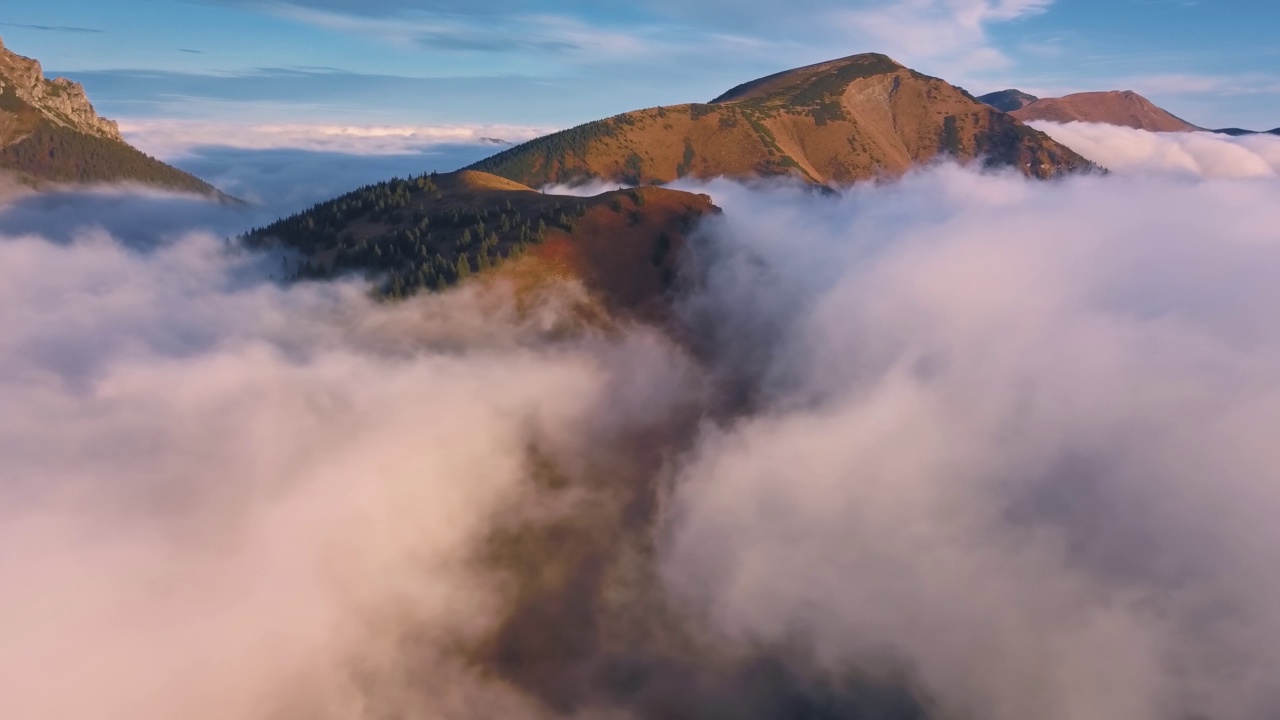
top-left (468, 54), bottom-right (1096, 187)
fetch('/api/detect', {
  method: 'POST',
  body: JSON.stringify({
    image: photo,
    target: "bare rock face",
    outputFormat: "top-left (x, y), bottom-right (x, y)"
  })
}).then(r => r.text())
top-left (0, 35), bottom-right (122, 142)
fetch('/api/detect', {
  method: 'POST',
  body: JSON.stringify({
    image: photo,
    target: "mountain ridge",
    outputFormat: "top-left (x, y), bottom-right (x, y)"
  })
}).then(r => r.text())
top-left (467, 53), bottom-right (1096, 187)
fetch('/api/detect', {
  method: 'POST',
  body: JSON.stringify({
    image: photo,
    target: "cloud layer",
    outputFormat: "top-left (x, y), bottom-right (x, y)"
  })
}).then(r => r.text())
top-left (7, 142), bottom-right (1280, 720)
top-left (0, 218), bottom-right (699, 719)
top-left (663, 167), bottom-right (1280, 720)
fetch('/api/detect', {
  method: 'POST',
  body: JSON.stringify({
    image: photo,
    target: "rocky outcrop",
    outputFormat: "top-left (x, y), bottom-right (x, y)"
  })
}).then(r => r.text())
top-left (0, 35), bottom-right (122, 142)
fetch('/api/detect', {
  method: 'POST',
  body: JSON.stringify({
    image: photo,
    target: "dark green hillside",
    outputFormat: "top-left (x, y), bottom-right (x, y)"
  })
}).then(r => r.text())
top-left (245, 171), bottom-right (572, 298)
top-left (0, 121), bottom-right (222, 196)
top-left (243, 169), bottom-right (720, 310)
top-left (465, 117), bottom-right (622, 186)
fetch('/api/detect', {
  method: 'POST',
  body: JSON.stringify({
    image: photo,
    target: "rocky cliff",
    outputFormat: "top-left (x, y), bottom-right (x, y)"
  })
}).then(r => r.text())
top-left (0, 36), bottom-right (122, 143)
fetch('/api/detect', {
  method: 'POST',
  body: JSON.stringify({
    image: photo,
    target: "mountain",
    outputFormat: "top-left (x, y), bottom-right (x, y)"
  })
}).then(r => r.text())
top-left (0, 36), bottom-right (225, 196)
top-left (1214, 127), bottom-right (1280, 137)
top-left (467, 53), bottom-right (1096, 187)
top-left (244, 170), bottom-right (718, 315)
top-left (978, 89), bottom-right (1039, 112)
top-left (1010, 91), bottom-right (1201, 132)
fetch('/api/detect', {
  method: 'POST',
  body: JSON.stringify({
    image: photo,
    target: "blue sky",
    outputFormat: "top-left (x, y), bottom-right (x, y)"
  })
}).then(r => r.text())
top-left (2, 0), bottom-right (1278, 157)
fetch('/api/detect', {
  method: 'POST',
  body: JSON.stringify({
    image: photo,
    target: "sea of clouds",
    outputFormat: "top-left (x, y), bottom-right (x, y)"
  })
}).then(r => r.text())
top-left (2, 124), bottom-right (1280, 720)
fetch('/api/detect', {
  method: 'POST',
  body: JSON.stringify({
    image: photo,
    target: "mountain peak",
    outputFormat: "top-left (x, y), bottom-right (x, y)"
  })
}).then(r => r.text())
top-left (978, 89), bottom-right (1040, 112)
top-left (710, 52), bottom-right (906, 105)
top-left (1011, 90), bottom-right (1201, 132)
top-left (468, 54), bottom-right (1096, 187)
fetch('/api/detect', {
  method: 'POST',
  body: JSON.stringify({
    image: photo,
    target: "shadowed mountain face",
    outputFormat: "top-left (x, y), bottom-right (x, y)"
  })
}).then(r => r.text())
top-left (977, 89), bottom-right (1039, 112)
top-left (468, 53), bottom-right (1096, 187)
top-left (245, 169), bottom-right (718, 316)
top-left (0, 35), bottom-right (225, 196)
top-left (1012, 91), bottom-right (1202, 132)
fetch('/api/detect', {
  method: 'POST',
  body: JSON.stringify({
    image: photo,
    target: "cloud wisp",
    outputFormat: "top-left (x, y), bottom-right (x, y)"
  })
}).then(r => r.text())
top-left (211, 0), bottom-right (1054, 83)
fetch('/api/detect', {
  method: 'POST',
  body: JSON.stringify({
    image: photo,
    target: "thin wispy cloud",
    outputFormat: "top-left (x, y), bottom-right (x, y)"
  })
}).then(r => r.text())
top-left (0, 22), bottom-right (104, 34)
top-left (1115, 73), bottom-right (1280, 96)
top-left (836, 0), bottom-right (1053, 72)
top-left (117, 118), bottom-right (549, 158)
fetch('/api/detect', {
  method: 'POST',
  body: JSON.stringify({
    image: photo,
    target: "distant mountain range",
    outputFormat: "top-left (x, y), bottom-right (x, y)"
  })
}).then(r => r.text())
top-left (1213, 127), bottom-right (1280, 137)
top-left (253, 54), bottom-right (1110, 306)
top-left (469, 53), bottom-right (1095, 187)
top-left (12, 33), bottom-right (1269, 307)
top-left (0, 35), bottom-right (227, 197)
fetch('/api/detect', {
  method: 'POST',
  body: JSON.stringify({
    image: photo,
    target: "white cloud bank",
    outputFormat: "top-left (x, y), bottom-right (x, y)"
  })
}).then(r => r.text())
top-left (663, 168), bottom-right (1280, 720)
top-left (1032, 121), bottom-right (1280, 178)
top-left (7, 135), bottom-right (1280, 720)
top-left (0, 224), bottom-right (698, 719)
top-left (119, 119), bottom-right (550, 158)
